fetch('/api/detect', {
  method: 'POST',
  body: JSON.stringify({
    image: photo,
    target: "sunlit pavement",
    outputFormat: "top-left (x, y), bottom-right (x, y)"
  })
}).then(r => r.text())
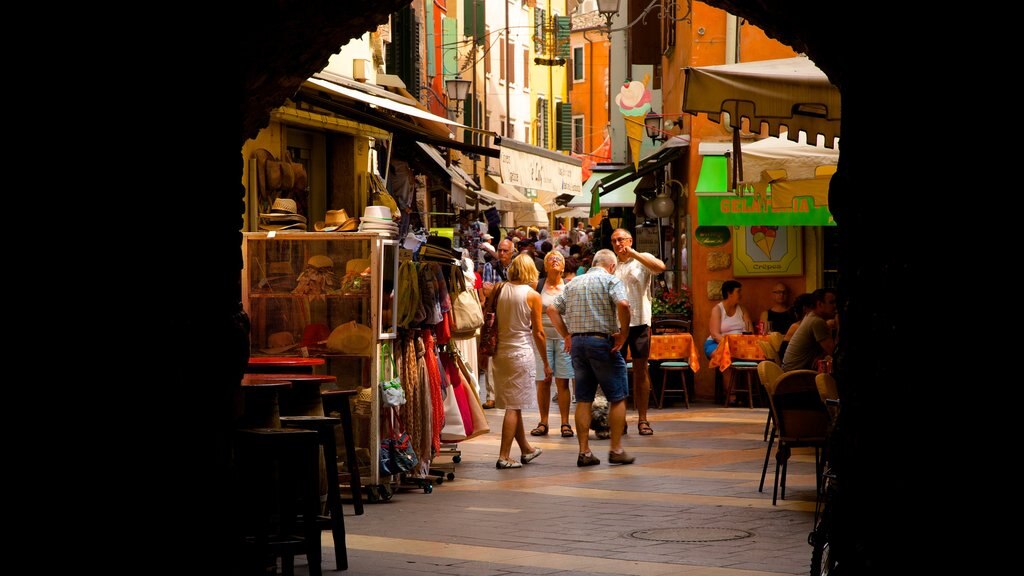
top-left (292, 402), bottom-right (820, 575)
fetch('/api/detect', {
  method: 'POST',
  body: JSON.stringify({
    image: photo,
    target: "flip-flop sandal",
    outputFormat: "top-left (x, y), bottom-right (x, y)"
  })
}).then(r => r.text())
top-left (530, 423), bottom-right (549, 436)
top-left (638, 420), bottom-right (654, 435)
top-left (560, 424), bottom-right (574, 437)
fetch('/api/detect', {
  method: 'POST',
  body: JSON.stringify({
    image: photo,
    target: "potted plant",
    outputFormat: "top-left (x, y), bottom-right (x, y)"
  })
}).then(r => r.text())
top-left (652, 282), bottom-right (692, 320)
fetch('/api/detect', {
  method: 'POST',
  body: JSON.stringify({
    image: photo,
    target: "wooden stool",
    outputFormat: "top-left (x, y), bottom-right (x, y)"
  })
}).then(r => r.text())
top-left (235, 428), bottom-right (322, 576)
top-left (657, 361), bottom-right (691, 408)
top-left (280, 416), bottom-right (348, 571)
top-left (321, 389), bottom-right (364, 516)
top-left (239, 381), bottom-right (292, 428)
top-left (729, 361), bottom-right (761, 408)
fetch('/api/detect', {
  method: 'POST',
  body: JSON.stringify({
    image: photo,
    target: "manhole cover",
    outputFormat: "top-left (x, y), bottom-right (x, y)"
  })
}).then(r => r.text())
top-left (628, 527), bottom-right (753, 543)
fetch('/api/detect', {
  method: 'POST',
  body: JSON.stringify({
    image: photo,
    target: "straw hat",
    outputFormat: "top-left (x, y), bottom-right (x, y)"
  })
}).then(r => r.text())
top-left (325, 321), bottom-right (373, 356)
top-left (314, 209), bottom-right (350, 232)
top-left (261, 331), bottom-right (299, 354)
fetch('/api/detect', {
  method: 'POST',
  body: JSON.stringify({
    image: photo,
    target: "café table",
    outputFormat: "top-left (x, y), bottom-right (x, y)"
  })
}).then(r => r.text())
top-left (708, 334), bottom-right (770, 405)
top-left (647, 333), bottom-right (700, 408)
top-left (238, 380), bottom-right (292, 428)
top-left (247, 356), bottom-right (326, 374)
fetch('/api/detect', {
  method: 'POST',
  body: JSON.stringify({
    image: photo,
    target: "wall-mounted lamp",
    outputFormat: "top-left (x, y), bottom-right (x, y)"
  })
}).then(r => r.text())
top-left (645, 112), bottom-right (666, 143)
top-left (597, 0), bottom-right (621, 29)
top-left (444, 77), bottom-right (472, 115)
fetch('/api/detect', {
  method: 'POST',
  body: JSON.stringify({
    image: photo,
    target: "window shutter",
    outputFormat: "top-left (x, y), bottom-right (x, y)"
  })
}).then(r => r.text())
top-left (464, 0), bottom-right (485, 44)
top-left (443, 17), bottom-right (458, 77)
top-left (555, 16), bottom-right (571, 60)
top-left (534, 8), bottom-right (546, 53)
top-left (556, 102), bottom-right (572, 151)
top-left (425, 1), bottom-right (435, 75)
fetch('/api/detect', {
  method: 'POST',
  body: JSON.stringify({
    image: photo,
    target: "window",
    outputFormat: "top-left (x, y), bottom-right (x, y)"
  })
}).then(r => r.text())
top-left (536, 97), bottom-right (549, 148)
top-left (522, 49), bottom-right (530, 90)
top-left (572, 116), bottom-right (584, 154)
top-left (523, 122), bottom-right (530, 143)
top-left (484, 26), bottom-right (491, 76)
top-left (499, 35), bottom-right (506, 82)
top-left (499, 115), bottom-right (507, 137)
top-left (573, 46), bottom-right (584, 81)
top-left (507, 37), bottom-right (516, 85)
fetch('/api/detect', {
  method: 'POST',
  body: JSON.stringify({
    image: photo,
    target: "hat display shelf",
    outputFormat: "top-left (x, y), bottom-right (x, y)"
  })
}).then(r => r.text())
top-left (242, 231), bottom-right (400, 496)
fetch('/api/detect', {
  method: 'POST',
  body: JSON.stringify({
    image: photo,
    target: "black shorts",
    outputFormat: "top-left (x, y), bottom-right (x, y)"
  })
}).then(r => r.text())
top-left (620, 325), bottom-right (651, 360)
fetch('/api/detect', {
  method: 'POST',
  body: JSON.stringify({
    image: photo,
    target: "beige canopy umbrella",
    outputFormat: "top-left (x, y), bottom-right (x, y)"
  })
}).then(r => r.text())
top-left (683, 56), bottom-right (841, 148)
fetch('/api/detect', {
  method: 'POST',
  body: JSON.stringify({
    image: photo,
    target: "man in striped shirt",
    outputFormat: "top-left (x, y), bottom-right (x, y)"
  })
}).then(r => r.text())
top-left (548, 249), bottom-right (635, 466)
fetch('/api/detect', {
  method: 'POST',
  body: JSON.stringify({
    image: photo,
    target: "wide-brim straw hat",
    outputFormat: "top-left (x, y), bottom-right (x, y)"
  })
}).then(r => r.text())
top-left (314, 209), bottom-right (351, 231)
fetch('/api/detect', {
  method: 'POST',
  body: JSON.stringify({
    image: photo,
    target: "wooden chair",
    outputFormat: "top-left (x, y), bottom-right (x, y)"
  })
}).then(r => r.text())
top-left (652, 317), bottom-right (691, 335)
top-left (760, 370), bottom-right (830, 505)
top-left (757, 360), bottom-right (784, 441)
top-left (729, 360), bottom-right (761, 408)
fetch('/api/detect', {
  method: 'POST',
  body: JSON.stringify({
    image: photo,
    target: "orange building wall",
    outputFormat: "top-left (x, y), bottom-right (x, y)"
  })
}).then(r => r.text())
top-left (667, 6), bottom-right (803, 399)
top-left (570, 29), bottom-right (610, 156)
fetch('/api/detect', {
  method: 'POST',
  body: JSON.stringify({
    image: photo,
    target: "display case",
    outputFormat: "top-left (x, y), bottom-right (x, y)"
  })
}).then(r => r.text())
top-left (242, 231), bottom-right (399, 493)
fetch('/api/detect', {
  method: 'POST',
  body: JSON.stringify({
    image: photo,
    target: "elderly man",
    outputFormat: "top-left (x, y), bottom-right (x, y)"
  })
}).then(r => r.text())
top-left (610, 228), bottom-right (666, 436)
top-left (548, 249), bottom-right (635, 466)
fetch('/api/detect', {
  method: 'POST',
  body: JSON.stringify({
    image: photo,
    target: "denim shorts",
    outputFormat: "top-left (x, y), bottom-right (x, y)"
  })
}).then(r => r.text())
top-left (704, 337), bottom-right (719, 359)
top-left (570, 335), bottom-right (628, 403)
top-left (534, 337), bottom-right (575, 380)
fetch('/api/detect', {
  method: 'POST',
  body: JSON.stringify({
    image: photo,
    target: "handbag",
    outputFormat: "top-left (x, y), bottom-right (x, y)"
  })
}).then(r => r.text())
top-left (478, 282), bottom-right (505, 357)
top-left (450, 269), bottom-right (483, 338)
top-left (379, 343), bottom-right (406, 407)
top-left (380, 409), bottom-right (419, 476)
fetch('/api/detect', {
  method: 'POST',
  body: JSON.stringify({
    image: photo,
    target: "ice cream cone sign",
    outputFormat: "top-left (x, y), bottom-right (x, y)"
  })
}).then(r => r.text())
top-left (616, 74), bottom-right (652, 169)
top-left (750, 226), bottom-right (779, 257)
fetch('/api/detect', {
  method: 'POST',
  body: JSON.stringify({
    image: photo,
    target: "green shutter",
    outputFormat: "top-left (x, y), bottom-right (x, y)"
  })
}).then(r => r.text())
top-left (443, 17), bottom-right (458, 77)
top-left (464, 0), bottom-right (485, 44)
top-left (573, 47), bottom-right (584, 79)
top-left (425, 2), bottom-right (435, 75)
top-left (534, 8), bottom-right (546, 53)
top-left (556, 102), bottom-right (572, 151)
top-left (555, 16), bottom-right (571, 60)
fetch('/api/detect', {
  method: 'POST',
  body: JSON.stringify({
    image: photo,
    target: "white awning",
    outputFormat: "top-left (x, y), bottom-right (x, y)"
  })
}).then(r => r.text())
top-left (568, 171), bottom-right (642, 208)
top-left (308, 77), bottom-right (463, 126)
top-left (486, 174), bottom-right (534, 203)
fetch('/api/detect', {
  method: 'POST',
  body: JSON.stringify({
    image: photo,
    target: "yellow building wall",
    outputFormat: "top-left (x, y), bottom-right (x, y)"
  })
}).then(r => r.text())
top-left (529, 0), bottom-right (568, 150)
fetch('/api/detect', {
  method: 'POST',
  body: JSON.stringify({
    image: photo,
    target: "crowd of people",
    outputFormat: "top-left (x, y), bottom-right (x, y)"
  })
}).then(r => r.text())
top-left (465, 222), bottom-right (838, 468)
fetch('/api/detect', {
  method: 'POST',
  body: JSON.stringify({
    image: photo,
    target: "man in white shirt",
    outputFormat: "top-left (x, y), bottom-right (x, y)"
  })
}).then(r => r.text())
top-left (610, 228), bottom-right (666, 436)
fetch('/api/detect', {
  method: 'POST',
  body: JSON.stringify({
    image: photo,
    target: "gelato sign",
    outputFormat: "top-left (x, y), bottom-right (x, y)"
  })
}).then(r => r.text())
top-left (616, 76), bottom-right (653, 169)
top-left (696, 156), bottom-right (835, 226)
top-left (498, 137), bottom-right (582, 196)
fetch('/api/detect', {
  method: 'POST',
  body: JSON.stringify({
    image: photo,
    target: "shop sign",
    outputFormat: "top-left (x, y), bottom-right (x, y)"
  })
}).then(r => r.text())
top-left (499, 139), bottom-right (582, 196)
top-left (695, 226), bottom-right (730, 247)
top-left (733, 226), bottom-right (803, 277)
top-left (696, 155), bottom-right (835, 226)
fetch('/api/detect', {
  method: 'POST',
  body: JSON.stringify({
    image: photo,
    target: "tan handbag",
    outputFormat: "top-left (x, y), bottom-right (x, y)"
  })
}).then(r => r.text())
top-left (450, 270), bottom-right (483, 338)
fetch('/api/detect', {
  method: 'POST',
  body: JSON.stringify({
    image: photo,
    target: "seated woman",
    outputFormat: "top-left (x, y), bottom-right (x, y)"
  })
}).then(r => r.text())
top-left (705, 280), bottom-right (752, 359)
top-left (760, 282), bottom-right (797, 334)
top-left (705, 280), bottom-right (752, 405)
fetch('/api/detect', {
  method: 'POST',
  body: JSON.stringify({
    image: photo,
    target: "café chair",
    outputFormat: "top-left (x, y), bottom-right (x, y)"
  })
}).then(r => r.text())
top-left (757, 361), bottom-right (784, 441)
top-left (652, 317), bottom-right (691, 335)
top-left (729, 360), bottom-right (761, 408)
top-left (760, 370), bottom-right (830, 505)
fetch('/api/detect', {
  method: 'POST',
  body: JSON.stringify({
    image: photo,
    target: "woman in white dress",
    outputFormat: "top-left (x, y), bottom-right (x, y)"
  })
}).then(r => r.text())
top-left (492, 254), bottom-right (551, 468)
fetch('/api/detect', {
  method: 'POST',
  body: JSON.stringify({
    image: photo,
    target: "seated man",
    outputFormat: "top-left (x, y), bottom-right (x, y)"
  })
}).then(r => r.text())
top-left (782, 288), bottom-right (837, 372)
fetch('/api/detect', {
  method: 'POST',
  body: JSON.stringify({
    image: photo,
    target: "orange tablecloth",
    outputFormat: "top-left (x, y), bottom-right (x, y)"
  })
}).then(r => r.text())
top-left (647, 333), bottom-right (700, 371)
top-left (709, 334), bottom-right (768, 372)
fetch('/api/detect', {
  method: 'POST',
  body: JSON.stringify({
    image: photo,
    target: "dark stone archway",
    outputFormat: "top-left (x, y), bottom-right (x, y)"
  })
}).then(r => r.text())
top-left (162, 2), bottom-right (928, 573)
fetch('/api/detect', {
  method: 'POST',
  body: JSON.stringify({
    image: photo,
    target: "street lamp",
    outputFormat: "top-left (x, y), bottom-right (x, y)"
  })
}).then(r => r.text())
top-left (444, 77), bottom-right (471, 116)
top-left (597, 0), bottom-right (621, 28)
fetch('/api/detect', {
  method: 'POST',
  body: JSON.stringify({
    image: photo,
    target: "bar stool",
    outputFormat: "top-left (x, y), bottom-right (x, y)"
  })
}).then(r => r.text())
top-left (657, 361), bottom-right (691, 408)
top-left (729, 360), bottom-right (761, 408)
top-left (239, 381), bottom-right (292, 429)
top-left (280, 416), bottom-right (348, 571)
top-left (321, 389), bottom-right (364, 516)
top-left (235, 427), bottom-right (322, 576)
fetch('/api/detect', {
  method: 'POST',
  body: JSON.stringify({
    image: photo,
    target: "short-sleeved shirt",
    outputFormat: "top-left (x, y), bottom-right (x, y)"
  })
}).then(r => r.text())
top-left (551, 268), bottom-right (627, 336)
top-left (782, 312), bottom-right (831, 371)
top-left (614, 256), bottom-right (654, 327)
top-left (481, 260), bottom-right (508, 284)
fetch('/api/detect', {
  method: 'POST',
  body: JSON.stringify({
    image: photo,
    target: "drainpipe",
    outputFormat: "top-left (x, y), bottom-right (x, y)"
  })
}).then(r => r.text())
top-left (725, 14), bottom-right (739, 63)
top-left (583, 29), bottom-right (596, 152)
top-left (506, 0), bottom-right (510, 141)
